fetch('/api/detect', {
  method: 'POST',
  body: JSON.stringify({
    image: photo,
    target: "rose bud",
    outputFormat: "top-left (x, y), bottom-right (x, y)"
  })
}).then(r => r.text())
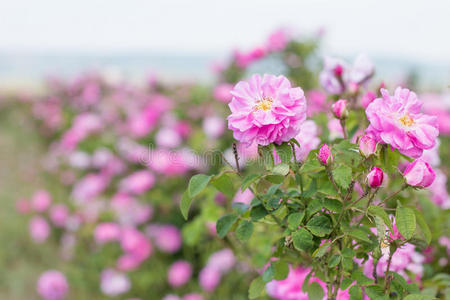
top-left (332, 99), bottom-right (348, 119)
top-left (403, 159), bottom-right (436, 188)
top-left (367, 166), bottom-right (384, 188)
top-left (359, 135), bottom-right (377, 157)
top-left (333, 64), bottom-right (344, 77)
top-left (318, 144), bottom-right (333, 165)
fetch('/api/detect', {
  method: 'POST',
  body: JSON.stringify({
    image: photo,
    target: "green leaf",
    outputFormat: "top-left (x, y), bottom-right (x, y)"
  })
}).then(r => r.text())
top-left (180, 191), bottom-right (193, 220)
top-left (332, 164), bottom-right (353, 189)
top-left (292, 228), bottom-right (314, 251)
top-left (306, 198), bottom-right (323, 218)
top-left (265, 174), bottom-right (284, 184)
top-left (307, 282), bottom-right (325, 300)
top-left (348, 228), bottom-right (372, 243)
top-left (328, 254), bottom-right (341, 268)
top-left (262, 265), bottom-right (274, 282)
top-left (216, 214), bottom-right (238, 238)
top-left (210, 173), bottom-right (234, 197)
top-left (412, 208), bottom-right (431, 245)
top-left (236, 220), bottom-right (253, 242)
top-left (250, 205), bottom-right (268, 221)
top-left (248, 276), bottom-right (265, 299)
top-left (341, 277), bottom-right (353, 290)
top-left (300, 159), bottom-right (324, 173)
top-left (260, 144), bottom-right (274, 170)
top-left (349, 285), bottom-right (363, 300)
top-left (312, 242), bottom-right (331, 258)
top-left (271, 260), bottom-right (289, 280)
top-left (365, 285), bottom-right (388, 300)
top-left (351, 270), bottom-right (373, 286)
top-left (242, 174), bottom-right (261, 191)
top-left (323, 198), bottom-right (343, 213)
top-left (232, 202), bottom-right (249, 215)
top-left (368, 206), bottom-right (393, 232)
top-left (287, 211), bottom-right (305, 230)
top-left (273, 163), bottom-right (290, 175)
top-left (306, 215), bottom-right (332, 237)
top-left (275, 142), bottom-right (293, 164)
top-left (403, 295), bottom-right (431, 300)
top-left (188, 174), bottom-right (212, 198)
top-left (396, 207), bottom-right (416, 240)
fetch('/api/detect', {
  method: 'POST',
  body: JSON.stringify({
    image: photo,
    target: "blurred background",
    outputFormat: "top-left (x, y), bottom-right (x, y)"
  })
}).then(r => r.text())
top-left (1, 0), bottom-right (450, 88)
top-left (0, 1), bottom-right (449, 299)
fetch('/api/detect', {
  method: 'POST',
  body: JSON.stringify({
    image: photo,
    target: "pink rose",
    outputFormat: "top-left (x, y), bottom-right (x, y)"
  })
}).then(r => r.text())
top-left (318, 144), bottom-right (333, 165)
top-left (332, 99), bottom-right (348, 119)
top-left (37, 270), bottom-right (69, 300)
top-left (359, 135), bottom-right (377, 157)
top-left (29, 216), bottom-right (50, 243)
top-left (403, 159), bottom-right (436, 188)
top-left (31, 190), bottom-right (52, 212)
top-left (367, 167), bottom-right (384, 188)
top-left (168, 260), bottom-right (192, 287)
top-left (228, 74), bottom-right (307, 146)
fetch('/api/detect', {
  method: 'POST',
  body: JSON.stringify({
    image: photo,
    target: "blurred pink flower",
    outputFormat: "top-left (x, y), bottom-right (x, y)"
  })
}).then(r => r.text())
top-left (233, 188), bottom-right (254, 205)
top-left (168, 260), bottom-right (192, 287)
top-left (49, 204), bottom-right (69, 227)
top-left (119, 170), bottom-right (155, 195)
top-left (29, 216), bottom-right (50, 243)
top-left (203, 116), bottom-right (225, 138)
top-left (94, 222), bottom-right (121, 244)
top-left (214, 83), bottom-right (233, 103)
top-left (151, 225), bottom-right (182, 253)
top-left (37, 270), bottom-right (69, 300)
top-left (228, 74), bottom-right (307, 146)
top-left (100, 269), bottom-right (130, 297)
top-left (199, 267), bottom-right (221, 292)
top-left (266, 28), bottom-right (289, 52)
top-left (72, 173), bottom-right (108, 204)
top-left (31, 190), bottom-right (52, 212)
top-left (293, 120), bottom-right (320, 161)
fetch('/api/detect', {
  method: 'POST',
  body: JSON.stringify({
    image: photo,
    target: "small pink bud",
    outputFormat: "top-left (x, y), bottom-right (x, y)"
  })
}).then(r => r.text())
top-left (332, 99), bottom-right (348, 119)
top-left (403, 159), bottom-right (436, 188)
top-left (318, 144), bottom-right (333, 165)
top-left (359, 135), bottom-right (377, 157)
top-left (333, 64), bottom-right (343, 77)
top-left (367, 167), bottom-right (384, 188)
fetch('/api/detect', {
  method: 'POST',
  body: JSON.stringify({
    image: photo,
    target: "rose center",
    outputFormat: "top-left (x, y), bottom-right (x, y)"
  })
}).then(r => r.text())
top-left (399, 114), bottom-right (415, 127)
top-left (254, 97), bottom-right (273, 111)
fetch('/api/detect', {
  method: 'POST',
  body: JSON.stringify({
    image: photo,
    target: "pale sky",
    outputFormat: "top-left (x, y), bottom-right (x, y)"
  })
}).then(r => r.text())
top-left (0, 0), bottom-right (449, 63)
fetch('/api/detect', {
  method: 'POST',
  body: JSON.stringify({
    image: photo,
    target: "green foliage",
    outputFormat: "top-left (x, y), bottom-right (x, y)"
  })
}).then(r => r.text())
top-left (396, 206), bottom-right (416, 240)
top-left (236, 220), bottom-right (253, 242)
top-left (216, 213), bottom-right (238, 238)
top-left (332, 164), bottom-right (353, 189)
top-left (306, 215), bottom-right (332, 237)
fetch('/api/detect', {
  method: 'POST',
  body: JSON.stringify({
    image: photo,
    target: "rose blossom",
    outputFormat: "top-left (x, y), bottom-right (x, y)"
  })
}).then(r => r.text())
top-left (168, 260), bottom-right (192, 287)
top-left (367, 167), bottom-right (384, 188)
top-left (332, 99), bottom-right (348, 119)
top-left (100, 269), bottom-right (130, 296)
top-left (119, 170), bottom-right (155, 195)
top-left (37, 270), bottom-right (69, 300)
top-left (318, 144), bottom-right (333, 165)
top-left (94, 222), bottom-right (121, 244)
top-left (213, 83), bottom-right (233, 103)
top-left (365, 87), bottom-right (439, 158)
top-left (227, 74), bottom-right (307, 146)
top-left (403, 159), bottom-right (436, 188)
top-left (29, 216), bottom-right (50, 243)
top-left (199, 267), bottom-right (221, 292)
top-left (49, 204), bottom-right (69, 227)
top-left (31, 189), bottom-right (52, 212)
top-left (182, 294), bottom-right (204, 300)
top-left (203, 116), bottom-right (225, 138)
top-left (359, 135), bottom-right (377, 157)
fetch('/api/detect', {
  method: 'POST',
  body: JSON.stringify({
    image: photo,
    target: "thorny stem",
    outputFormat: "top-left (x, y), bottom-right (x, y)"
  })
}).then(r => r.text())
top-left (379, 184), bottom-right (407, 205)
top-left (384, 247), bottom-right (396, 293)
top-left (340, 119), bottom-right (348, 139)
top-left (232, 142), bottom-right (240, 174)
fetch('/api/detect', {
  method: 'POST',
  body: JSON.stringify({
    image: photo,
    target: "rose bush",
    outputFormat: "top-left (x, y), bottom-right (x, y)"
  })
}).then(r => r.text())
top-left (3, 28), bottom-right (448, 299)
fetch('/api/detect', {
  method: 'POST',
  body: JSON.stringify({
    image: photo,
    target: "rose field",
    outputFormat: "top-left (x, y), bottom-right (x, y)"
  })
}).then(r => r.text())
top-left (0, 25), bottom-right (450, 300)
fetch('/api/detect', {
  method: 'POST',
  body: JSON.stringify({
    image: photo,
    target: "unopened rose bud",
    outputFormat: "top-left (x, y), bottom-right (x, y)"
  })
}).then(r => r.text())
top-left (367, 166), bottom-right (384, 188)
top-left (333, 64), bottom-right (344, 77)
top-left (318, 144), bottom-right (333, 165)
top-left (332, 99), bottom-right (348, 119)
top-left (403, 159), bottom-right (436, 188)
top-left (359, 135), bottom-right (377, 157)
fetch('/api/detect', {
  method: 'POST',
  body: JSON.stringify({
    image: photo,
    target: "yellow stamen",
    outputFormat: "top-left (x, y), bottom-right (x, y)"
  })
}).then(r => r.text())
top-left (399, 114), bottom-right (415, 127)
top-left (254, 97), bottom-right (273, 111)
